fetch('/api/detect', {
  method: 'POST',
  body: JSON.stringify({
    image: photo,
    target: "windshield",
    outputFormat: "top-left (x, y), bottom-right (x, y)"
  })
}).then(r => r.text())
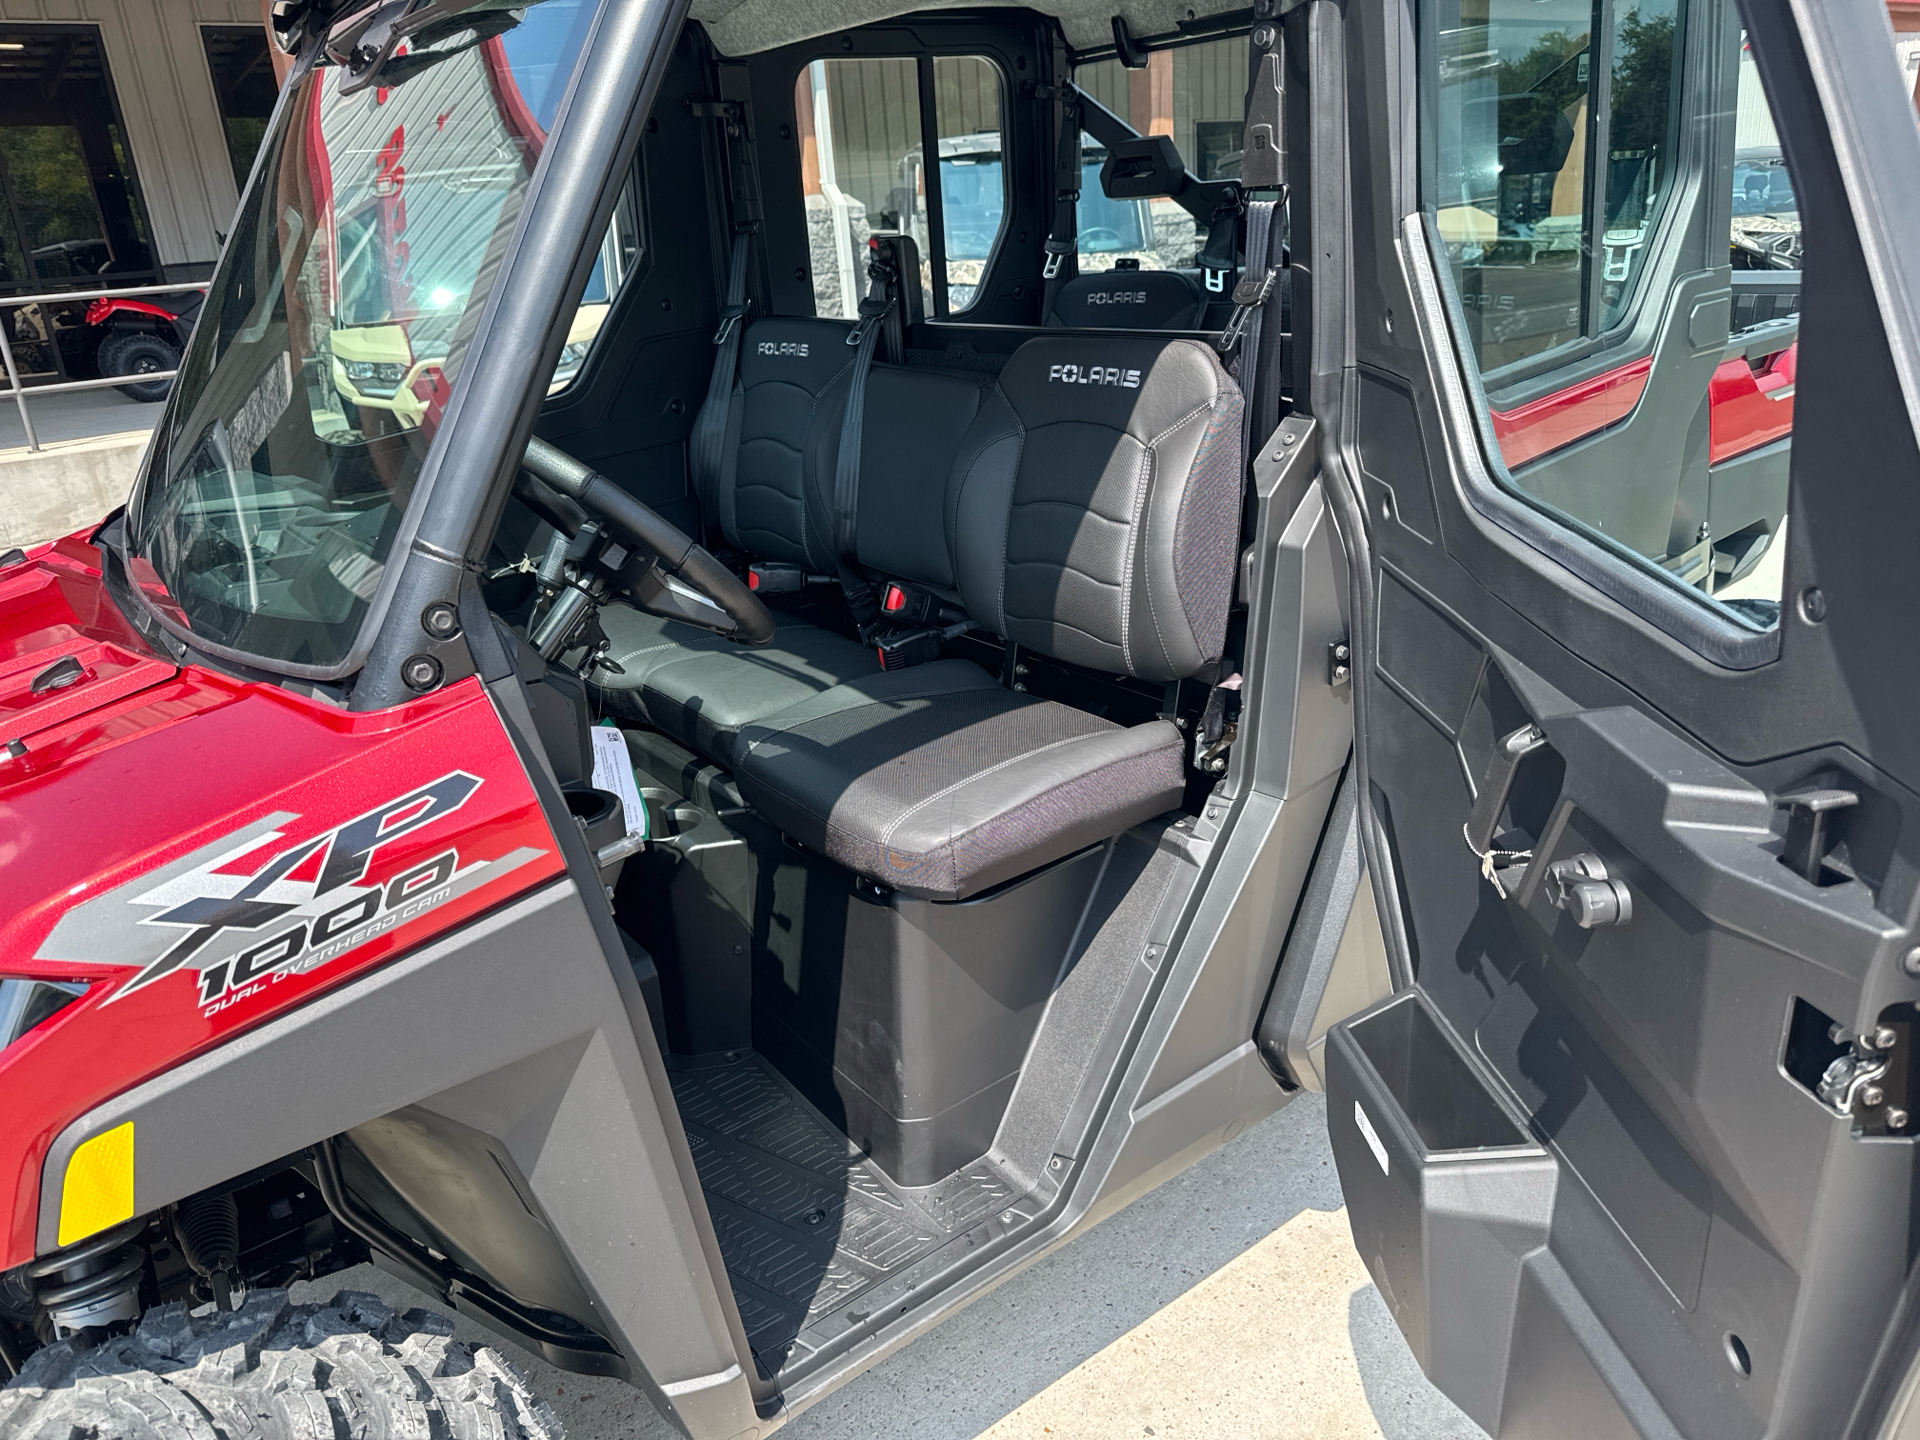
top-left (127, 0), bottom-right (597, 669)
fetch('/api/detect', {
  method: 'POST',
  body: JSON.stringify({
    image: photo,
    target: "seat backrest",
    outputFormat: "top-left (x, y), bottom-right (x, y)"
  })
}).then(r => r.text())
top-left (694, 317), bottom-right (854, 572)
top-left (848, 364), bottom-right (995, 592)
top-left (947, 335), bottom-right (1244, 682)
top-left (1045, 270), bottom-right (1203, 331)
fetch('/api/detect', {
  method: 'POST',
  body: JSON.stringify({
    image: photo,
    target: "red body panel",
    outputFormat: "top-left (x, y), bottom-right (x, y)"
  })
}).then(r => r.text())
top-left (1490, 356), bottom-right (1654, 471)
top-left (0, 538), bottom-right (562, 1268)
top-left (1708, 341), bottom-right (1797, 464)
top-left (82, 297), bottom-right (184, 329)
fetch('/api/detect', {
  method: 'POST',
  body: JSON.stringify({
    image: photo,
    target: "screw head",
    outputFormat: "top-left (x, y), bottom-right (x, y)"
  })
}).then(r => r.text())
top-left (1875, 1025), bottom-right (1899, 1050)
top-left (1889, 1108), bottom-right (1910, 1131)
top-left (401, 654), bottom-right (443, 693)
top-left (1799, 586), bottom-right (1828, 624)
top-left (1252, 23), bottom-right (1276, 46)
top-left (1861, 1084), bottom-right (1886, 1108)
top-left (1904, 946), bottom-right (1920, 977)
top-left (420, 601), bottom-right (460, 640)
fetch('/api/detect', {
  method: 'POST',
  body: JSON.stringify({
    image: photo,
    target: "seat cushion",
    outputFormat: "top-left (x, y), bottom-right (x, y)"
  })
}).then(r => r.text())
top-left (734, 659), bottom-right (1184, 902)
top-left (592, 603), bottom-right (875, 769)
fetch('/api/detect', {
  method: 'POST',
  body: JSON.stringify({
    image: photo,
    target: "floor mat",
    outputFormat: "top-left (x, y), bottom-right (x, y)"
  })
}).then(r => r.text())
top-left (671, 1053), bottom-right (1026, 1377)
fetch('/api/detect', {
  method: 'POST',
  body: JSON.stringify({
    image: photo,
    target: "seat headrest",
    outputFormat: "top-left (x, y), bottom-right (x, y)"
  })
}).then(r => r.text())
top-left (995, 334), bottom-right (1232, 440)
top-left (736, 317), bottom-right (855, 393)
top-left (1045, 269), bottom-right (1202, 331)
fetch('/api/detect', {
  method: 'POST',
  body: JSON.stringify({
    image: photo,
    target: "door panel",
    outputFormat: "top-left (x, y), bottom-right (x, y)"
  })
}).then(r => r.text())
top-left (1304, 0), bottom-right (1920, 1432)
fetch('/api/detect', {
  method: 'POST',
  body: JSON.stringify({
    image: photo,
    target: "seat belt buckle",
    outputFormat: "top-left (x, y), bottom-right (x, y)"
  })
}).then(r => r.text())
top-left (1042, 238), bottom-right (1074, 281)
top-left (1219, 267), bottom-right (1279, 351)
top-left (746, 563), bottom-right (806, 595)
top-left (879, 580), bottom-right (938, 625)
top-left (874, 627), bottom-right (945, 671)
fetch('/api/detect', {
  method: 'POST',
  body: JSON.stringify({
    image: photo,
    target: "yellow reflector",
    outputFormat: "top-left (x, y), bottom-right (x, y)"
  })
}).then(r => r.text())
top-left (57, 1122), bottom-right (134, 1247)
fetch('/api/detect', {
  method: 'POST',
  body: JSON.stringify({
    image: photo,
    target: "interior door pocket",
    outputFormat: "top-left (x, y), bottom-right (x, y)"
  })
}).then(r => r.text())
top-left (1326, 991), bottom-right (1557, 1431)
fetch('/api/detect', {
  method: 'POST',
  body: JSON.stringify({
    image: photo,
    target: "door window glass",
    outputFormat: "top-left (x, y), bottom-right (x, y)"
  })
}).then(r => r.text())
top-left (549, 175), bottom-right (642, 394)
top-left (1422, 3), bottom-right (1808, 630)
top-left (932, 56), bottom-right (1004, 312)
top-left (796, 55), bottom-right (1009, 318)
top-left (1072, 34), bottom-right (1244, 273)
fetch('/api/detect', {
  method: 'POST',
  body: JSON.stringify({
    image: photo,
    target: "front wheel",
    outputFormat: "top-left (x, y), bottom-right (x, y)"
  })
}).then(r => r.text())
top-left (97, 331), bottom-right (181, 404)
top-left (0, 1288), bottom-right (565, 1440)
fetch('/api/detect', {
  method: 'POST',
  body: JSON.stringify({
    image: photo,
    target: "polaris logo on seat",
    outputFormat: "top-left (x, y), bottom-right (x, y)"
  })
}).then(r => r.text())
top-left (1086, 292), bottom-right (1149, 305)
top-left (1049, 364), bottom-right (1142, 389)
top-left (758, 341), bottom-right (810, 357)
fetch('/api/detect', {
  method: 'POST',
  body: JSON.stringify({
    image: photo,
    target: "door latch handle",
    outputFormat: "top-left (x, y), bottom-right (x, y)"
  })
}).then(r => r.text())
top-left (1545, 853), bottom-right (1633, 928)
top-left (1464, 722), bottom-right (1548, 898)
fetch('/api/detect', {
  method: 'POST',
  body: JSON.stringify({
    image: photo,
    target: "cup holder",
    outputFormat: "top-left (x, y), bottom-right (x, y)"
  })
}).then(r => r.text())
top-left (650, 800), bottom-right (704, 839)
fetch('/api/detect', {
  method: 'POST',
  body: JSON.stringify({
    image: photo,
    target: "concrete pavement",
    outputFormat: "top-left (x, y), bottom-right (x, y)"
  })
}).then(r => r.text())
top-left (298, 1094), bottom-right (1482, 1440)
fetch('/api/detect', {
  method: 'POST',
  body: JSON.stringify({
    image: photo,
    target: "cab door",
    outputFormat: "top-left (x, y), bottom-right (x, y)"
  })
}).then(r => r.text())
top-left (1296, 0), bottom-right (1920, 1432)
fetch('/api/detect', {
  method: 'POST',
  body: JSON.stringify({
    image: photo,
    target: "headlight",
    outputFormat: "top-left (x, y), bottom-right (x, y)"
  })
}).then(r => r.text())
top-left (0, 978), bottom-right (84, 1051)
top-left (551, 341), bottom-right (591, 383)
top-left (343, 362), bottom-right (407, 382)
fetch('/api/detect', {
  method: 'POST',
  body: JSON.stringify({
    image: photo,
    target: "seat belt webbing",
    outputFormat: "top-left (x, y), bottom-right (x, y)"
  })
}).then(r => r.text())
top-left (833, 240), bottom-right (898, 637)
top-left (1041, 85), bottom-right (1081, 318)
top-left (690, 229), bottom-right (752, 517)
top-left (1222, 198), bottom-right (1279, 472)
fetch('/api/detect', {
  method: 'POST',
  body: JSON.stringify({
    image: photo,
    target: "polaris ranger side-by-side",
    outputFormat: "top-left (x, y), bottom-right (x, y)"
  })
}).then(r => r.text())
top-left (3, 0), bottom-right (1918, 1436)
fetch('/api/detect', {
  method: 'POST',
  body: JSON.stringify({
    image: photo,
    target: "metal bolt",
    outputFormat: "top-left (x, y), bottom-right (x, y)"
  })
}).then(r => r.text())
top-left (1889, 1109), bottom-right (1910, 1131)
top-left (1208, 757), bottom-right (1227, 773)
top-left (1252, 23), bottom-right (1276, 47)
top-left (400, 654), bottom-right (443, 693)
top-left (1145, 947), bottom-right (1160, 963)
top-left (1875, 1026), bottom-right (1899, 1050)
top-left (420, 601), bottom-right (460, 640)
top-left (1049, 1157), bottom-right (1064, 1171)
top-left (1904, 946), bottom-right (1920, 977)
top-left (1861, 1084), bottom-right (1886, 1108)
top-left (1799, 586), bottom-right (1827, 624)
top-left (1281, 431), bottom-right (1296, 445)
top-left (1174, 819), bottom-right (1190, 829)
top-left (1000, 1211), bottom-right (1014, 1224)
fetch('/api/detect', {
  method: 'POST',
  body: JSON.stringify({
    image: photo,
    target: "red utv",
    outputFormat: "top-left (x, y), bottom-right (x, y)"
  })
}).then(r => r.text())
top-left (1, 1), bottom-right (1916, 1438)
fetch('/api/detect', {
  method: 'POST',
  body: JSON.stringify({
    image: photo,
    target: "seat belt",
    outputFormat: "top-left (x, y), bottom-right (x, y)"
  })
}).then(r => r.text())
top-left (690, 230), bottom-right (752, 519)
top-left (833, 239), bottom-right (899, 639)
top-left (1041, 82), bottom-right (1082, 318)
top-left (1220, 197), bottom-right (1280, 472)
top-left (688, 67), bottom-right (764, 535)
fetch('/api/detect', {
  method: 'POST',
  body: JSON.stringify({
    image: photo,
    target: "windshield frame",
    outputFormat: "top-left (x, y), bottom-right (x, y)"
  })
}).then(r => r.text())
top-left (118, 0), bottom-right (612, 683)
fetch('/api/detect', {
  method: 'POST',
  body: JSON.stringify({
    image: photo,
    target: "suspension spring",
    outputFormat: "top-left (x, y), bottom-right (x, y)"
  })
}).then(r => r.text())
top-left (174, 1193), bottom-right (241, 1309)
top-left (23, 1219), bottom-right (147, 1335)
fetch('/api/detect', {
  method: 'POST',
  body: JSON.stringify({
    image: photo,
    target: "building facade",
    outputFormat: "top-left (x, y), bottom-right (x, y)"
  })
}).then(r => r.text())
top-left (0, 0), bottom-right (274, 295)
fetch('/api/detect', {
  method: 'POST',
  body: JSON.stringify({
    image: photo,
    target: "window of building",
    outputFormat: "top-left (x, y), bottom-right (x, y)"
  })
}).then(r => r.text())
top-left (0, 25), bottom-right (156, 295)
top-left (794, 54), bottom-right (1009, 318)
top-left (201, 26), bottom-right (281, 193)
top-left (1072, 34), bottom-right (1245, 273)
top-left (1422, 0), bottom-right (1809, 630)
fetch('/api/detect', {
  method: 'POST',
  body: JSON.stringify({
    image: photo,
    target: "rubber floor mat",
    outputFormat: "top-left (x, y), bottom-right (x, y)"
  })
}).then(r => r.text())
top-left (671, 1053), bottom-right (1025, 1377)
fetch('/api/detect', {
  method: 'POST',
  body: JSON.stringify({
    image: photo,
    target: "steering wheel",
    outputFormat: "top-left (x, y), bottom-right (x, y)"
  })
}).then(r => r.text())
top-left (515, 436), bottom-right (776, 646)
top-left (1079, 226), bottom-right (1124, 252)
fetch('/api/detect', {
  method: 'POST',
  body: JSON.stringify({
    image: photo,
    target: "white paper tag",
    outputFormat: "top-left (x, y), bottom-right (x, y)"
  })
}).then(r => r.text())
top-left (1354, 1100), bottom-right (1390, 1178)
top-left (590, 726), bottom-right (646, 839)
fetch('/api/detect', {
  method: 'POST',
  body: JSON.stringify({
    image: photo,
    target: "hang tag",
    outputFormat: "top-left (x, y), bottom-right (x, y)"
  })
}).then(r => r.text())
top-left (590, 725), bottom-right (647, 841)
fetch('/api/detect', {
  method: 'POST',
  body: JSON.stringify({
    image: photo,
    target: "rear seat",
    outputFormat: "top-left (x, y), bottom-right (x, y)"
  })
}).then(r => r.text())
top-left (734, 334), bottom-right (1244, 901)
top-left (592, 318), bottom-right (987, 766)
top-left (1046, 268), bottom-right (1206, 330)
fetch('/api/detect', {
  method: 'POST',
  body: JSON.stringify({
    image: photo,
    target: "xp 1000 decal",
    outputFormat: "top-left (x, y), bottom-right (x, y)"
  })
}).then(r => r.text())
top-left (37, 771), bottom-right (550, 1015)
